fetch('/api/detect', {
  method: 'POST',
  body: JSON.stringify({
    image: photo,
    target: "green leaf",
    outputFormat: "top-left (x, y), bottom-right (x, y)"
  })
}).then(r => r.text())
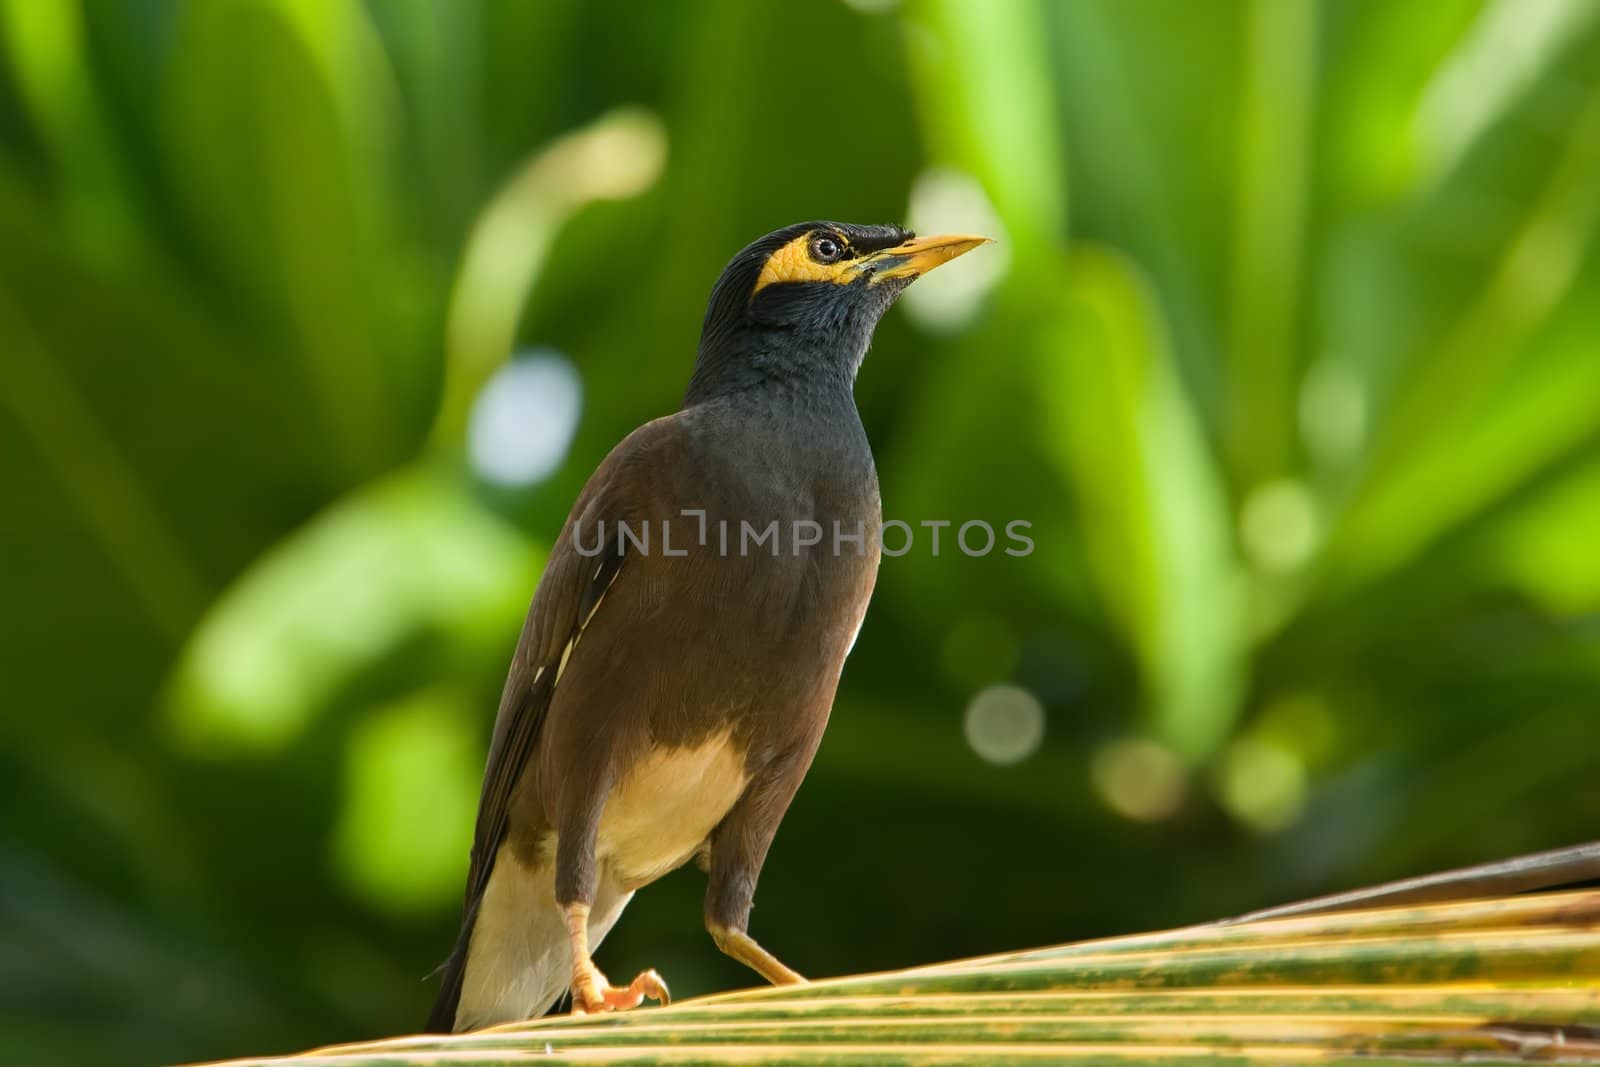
top-left (161, 0), bottom-right (415, 480)
top-left (197, 889), bottom-right (1600, 1065)
top-left (1323, 14), bottom-right (1600, 590)
top-left (1041, 248), bottom-right (1245, 760)
top-left (164, 464), bottom-right (540, 755)
top-left (330, 689), bottom-right (481, 914)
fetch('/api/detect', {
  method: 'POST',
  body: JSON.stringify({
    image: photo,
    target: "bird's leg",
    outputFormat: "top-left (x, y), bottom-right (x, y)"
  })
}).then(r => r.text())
top-left (563, 902), bottom-right (670, 1014)
top-left (709, 923), bottom-right (807, 985)
top-left (555, 766), bottom-right (669, 1015)
top-left (704, 757), bottom-right (817, 988)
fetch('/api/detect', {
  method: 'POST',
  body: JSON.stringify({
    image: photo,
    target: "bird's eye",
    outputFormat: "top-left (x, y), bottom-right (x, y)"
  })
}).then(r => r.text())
top-left (809, 235), bottom-right (843, 263)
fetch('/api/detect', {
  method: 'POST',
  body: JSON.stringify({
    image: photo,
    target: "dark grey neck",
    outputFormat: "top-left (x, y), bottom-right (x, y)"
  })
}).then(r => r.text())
top-left (682, 327), bottom-right (869, 411)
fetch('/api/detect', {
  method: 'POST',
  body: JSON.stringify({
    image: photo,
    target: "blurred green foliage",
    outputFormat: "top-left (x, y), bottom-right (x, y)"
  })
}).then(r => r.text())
top-left (1, 1), bottom-right (1598, 1064)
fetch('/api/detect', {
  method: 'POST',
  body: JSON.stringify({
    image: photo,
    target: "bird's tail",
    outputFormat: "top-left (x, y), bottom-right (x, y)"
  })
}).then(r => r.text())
top-left (425, 896), bottom-right (479, 1033)
top-left (427, 849), bottom-right (579, 1032)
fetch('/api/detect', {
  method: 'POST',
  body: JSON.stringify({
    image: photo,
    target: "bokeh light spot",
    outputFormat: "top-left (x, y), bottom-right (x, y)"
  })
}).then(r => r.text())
top-left (1216, 736), bottom-right (1307, 833)
top-left (1240, 479), bottom-right (1320, 574)
top-left (963, 684), bottom-right (1045, 766)
top-left (902, 167), bottom-right (1008, 333)
top-left (468, 350), bottom-right (583, 488)
top-left (1091, 737), bottom-right (1189, 822)
top-left (1299, 359), bottom-right (1367, 463)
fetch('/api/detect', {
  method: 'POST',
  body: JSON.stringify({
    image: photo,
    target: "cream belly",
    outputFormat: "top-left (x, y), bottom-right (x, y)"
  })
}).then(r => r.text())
top-left (456, 731), bottom-right (748, 1029)
top-left (597, 729), bottom-right (749, 889)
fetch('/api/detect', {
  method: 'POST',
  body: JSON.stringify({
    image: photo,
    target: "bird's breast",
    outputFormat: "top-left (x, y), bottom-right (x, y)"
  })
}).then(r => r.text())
top-left (596, 729), bottom-right (749, 889)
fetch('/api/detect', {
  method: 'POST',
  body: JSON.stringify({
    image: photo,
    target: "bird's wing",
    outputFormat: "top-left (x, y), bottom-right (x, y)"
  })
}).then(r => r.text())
top-left (461, 416), bottom-right (673, 905)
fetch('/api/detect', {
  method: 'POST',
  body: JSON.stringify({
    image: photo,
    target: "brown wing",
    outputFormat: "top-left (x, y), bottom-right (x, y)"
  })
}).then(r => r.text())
top-left (428, 417), bottom-right (675, 1031)
top-left (429, 416), bottom-right (682, 1031)
top-left (461, 415), bottom-right (676, 906)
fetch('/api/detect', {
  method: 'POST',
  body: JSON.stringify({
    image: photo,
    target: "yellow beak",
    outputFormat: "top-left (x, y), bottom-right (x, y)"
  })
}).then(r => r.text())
top-left (853, 233), bottom-right (993, 283)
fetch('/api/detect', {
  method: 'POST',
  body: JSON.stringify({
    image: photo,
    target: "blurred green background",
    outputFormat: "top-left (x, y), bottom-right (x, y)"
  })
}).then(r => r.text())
top-left (3, 0), bottom-right (1599, 1063)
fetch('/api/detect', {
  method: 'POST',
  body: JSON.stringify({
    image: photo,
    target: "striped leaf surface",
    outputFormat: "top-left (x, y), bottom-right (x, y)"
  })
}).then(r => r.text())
top-left (199, 890), bottom-right (1600, 1065)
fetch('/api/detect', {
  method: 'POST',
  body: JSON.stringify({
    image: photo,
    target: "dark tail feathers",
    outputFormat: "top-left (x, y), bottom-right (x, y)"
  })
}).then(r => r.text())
top-left (425, 895), bottom-right (480, 1033)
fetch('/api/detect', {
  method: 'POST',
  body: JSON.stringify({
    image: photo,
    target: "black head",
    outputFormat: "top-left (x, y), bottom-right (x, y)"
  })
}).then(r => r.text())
top-left (686, 221), bottom-right (988, 405)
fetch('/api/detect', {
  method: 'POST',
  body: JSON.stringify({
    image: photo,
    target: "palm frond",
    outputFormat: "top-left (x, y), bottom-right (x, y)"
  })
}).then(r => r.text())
top-left (202, 883), bottom-right (1600, 1065)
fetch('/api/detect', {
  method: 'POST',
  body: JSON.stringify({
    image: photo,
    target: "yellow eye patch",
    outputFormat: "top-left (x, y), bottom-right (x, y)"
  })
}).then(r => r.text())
top-left (751, 233), bottom-right (855, 297)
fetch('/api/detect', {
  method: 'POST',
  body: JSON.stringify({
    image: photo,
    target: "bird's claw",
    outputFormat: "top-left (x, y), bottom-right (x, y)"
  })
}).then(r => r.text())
top-left (572, 966), bottom-right (670, 1015)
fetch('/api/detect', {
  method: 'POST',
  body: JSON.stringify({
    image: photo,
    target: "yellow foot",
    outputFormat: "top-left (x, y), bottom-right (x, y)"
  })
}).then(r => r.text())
top-left (571, 965), bottom-right (670, 1015)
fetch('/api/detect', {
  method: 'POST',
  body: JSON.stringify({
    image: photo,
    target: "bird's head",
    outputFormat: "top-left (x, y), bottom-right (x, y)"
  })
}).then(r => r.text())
top-left (687, 221), bottom-right (989, 404)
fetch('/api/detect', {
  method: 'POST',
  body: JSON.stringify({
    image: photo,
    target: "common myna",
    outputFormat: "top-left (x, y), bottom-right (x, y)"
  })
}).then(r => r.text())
top-left (429, 222), bottom-right (989, 1032)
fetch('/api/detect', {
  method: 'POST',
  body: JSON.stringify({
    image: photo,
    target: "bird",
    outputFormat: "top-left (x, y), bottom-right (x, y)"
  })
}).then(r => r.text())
top-left (427, 222), bottom-right (989, 1032)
